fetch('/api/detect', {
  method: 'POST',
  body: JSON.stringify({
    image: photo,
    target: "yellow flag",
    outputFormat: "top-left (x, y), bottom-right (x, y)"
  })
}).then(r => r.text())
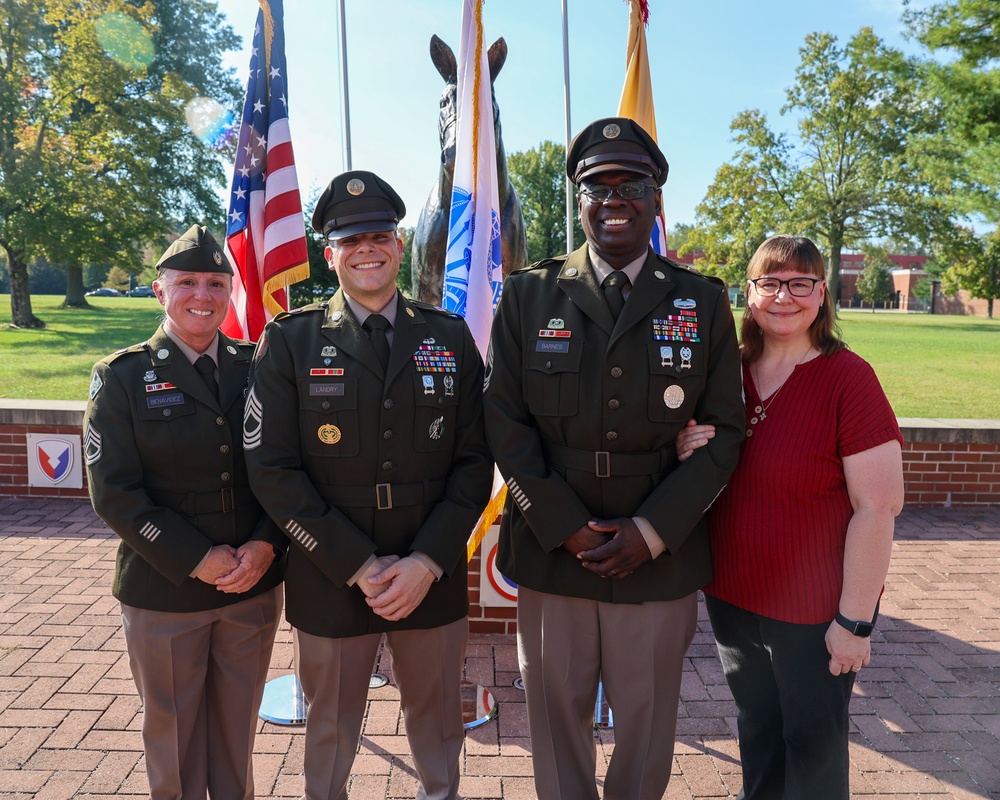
top-left (617, 0), bottom-right (667, 254)
top-left (617, 0), bottom-right (657, 141)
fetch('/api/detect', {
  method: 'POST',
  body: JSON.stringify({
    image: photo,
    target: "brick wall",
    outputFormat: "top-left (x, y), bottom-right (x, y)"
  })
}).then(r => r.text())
top-left (0, 402), bottom-right (90, 500)
top-left (898, 419), bottom-right (1000, 507)
top-left (2, 403), bottom-right (997, 634)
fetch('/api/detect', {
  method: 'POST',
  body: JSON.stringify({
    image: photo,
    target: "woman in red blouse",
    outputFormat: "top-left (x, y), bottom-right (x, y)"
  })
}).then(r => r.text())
top-left (678, 235), bottom-right (904, 800)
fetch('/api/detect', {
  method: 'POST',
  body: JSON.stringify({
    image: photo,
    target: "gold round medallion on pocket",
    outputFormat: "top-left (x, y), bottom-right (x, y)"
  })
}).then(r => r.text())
top-left (663, 385), bottom-right (685, 409)
top-left (317, 424), bottom-right (342, 445)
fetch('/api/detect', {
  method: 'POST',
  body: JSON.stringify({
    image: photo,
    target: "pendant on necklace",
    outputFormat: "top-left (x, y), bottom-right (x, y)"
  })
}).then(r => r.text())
top-left (759, 410), bottom-right (767, 420)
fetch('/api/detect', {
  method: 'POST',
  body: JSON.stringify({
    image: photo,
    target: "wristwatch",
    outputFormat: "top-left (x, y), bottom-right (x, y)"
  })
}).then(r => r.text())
top-left (835, 612), bottom-right (874, 637)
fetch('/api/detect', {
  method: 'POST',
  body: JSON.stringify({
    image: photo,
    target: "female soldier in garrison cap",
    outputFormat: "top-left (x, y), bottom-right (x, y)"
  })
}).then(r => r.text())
top-left (85, 224), bottom-right (284, 800)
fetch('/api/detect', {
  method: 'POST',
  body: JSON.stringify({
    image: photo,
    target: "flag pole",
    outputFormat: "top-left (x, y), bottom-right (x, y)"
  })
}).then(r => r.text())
top-left (561, 0), bottom-right (573, 254)
top-left (337, 0), bottom-right (352, 170)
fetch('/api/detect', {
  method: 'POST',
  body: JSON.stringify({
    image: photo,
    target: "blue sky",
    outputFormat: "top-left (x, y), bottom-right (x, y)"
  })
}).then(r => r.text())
top-left (213, 0), bottom-right (932, 231)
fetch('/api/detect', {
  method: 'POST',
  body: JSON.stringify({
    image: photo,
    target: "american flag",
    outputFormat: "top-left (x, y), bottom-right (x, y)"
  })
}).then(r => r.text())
top-left (221, 0), bottom-right (309, 342)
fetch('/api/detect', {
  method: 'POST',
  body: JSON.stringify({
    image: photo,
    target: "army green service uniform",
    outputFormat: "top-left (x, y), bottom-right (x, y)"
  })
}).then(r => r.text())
top-left (244, 289), bottom-right (492, 799)
top-left (84, 225), bottom-right (284, 800)
top-left (483, 117), bottom-right (746, 800)
top-left (85, 326), bottom-right (284, 799)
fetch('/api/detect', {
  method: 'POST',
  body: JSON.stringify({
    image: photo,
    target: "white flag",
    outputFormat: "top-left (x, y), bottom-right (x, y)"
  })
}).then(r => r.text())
top-left (442, 0), bottom-right (503, 357)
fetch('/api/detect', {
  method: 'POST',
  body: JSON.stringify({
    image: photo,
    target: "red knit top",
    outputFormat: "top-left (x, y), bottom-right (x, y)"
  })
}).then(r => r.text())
top-left (703, 348), bottom-right (903, 624)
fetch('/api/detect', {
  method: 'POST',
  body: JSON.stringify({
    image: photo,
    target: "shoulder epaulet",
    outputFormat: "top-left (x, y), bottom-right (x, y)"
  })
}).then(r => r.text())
top-left (512, 254), bottom-right (569, 275)
top-left (274, 301), bottom-right (328, 322)
top-left (104, 341), bottom-right (148, 364)
top-left (411, 300), bottom-right (462, 319)
top-left (653, 253), bottom-right (727, 287)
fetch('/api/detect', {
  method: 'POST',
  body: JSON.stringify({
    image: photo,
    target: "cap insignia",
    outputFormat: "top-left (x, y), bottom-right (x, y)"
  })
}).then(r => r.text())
top-left (347, 178), bottom-right (365, 196)
top-left (603, 123), bottom-right (621, 139)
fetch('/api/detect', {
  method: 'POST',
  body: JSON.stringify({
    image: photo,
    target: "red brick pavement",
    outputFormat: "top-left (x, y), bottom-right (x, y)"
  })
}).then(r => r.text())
top-left (1, 497), bottom-right (998, 799)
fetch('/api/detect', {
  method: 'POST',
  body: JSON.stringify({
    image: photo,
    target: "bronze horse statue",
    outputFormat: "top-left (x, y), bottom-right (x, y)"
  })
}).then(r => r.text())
top-left (411, 34), bottom-right (527, 306)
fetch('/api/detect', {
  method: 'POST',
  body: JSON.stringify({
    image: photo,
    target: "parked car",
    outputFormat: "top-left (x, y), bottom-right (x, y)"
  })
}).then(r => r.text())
top-left (128, 286), bottom-right (155, 298)
top-left (85, 288), bottom-right (122, 297)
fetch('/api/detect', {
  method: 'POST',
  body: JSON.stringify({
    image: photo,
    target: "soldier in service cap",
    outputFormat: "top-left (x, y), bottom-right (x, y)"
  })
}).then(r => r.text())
top-left (84, 223), bottom-right (283, 799)
top-left (483, 119), bottom-right (745, 799)
top-left (246, 170), bottom-right (492, 800)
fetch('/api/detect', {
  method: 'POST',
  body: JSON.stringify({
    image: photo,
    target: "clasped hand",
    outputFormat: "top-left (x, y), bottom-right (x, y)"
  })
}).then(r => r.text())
top-left (197, 540), bottom-right (275, 594)
top-left (566, 518), bottom-right (652, 579)
top-left (362, 555), bottom-right (434, 621)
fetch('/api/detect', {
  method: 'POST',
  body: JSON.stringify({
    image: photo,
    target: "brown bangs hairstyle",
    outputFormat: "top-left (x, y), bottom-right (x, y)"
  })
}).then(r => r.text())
top-left (740, 235), bottom-right (844, 364)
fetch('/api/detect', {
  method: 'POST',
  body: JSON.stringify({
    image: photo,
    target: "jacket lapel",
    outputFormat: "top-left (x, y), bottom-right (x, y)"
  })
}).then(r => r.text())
top-left (556, 246), bottom-right (615, 336)
top-left (217, 332), bottom-right (250, 412)
top-left (146, 326), bottom-right (218, 410)
top-left (387, 296), bottom-right (431, 386)
top-left (610, 250), bottom-right (675, 348)
top-left (321, 291), bottom-right (384, 378)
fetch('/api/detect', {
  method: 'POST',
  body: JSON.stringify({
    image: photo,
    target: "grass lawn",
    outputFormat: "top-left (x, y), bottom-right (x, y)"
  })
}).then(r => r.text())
top-left (1, 295), bottom-right (998, 418)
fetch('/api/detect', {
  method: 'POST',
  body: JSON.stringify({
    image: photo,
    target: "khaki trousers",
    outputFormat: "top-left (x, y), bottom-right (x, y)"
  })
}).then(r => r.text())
top-left (517, 586), bottom-right (698, 800)
top-left (121, 586), bottom-right (282, 800)
top-left (295, 617), bottom-right (468, 800)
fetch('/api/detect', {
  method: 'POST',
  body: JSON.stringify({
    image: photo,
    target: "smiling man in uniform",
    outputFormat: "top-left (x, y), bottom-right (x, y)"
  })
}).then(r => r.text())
top-left (244, 171), bottom-right (492, 800)
top-left (483, 118), bottom-right (746, 800)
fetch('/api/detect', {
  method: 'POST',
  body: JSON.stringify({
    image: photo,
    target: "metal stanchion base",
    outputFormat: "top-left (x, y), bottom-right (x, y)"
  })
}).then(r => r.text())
top-left (259, 673), bottom-right (390, 726)
top-left (594, 680), bottom-right (613, 729)
top-left (461, 680), bottom-right (498, 730)
top-left (258, 674), bottom-right (307, 726)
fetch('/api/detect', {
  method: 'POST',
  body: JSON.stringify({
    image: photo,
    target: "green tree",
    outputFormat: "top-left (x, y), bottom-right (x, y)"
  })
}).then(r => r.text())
top-left (397, 225), bottom-right (414, 299)
top-left (103, 265), bottom-right (131, 293)
top-left (0, 0), bottom-right (240, 327)
top-left (855, 250), bottom-right (895, 311)
top-left (508, 141), bottom-right (583, 263)
top-left (940, 228), bottom-right (1000, 318)
top-left (905, 0), bottom-right (1000, 223)
top-left (689, 29), bottom-right (953, 299)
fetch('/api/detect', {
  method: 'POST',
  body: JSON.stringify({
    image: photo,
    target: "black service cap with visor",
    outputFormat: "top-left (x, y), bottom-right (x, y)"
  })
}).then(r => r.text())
top-left (567, 117), bottom-right (669, 187)
top-left (311, 170), bottom-right (406, 241)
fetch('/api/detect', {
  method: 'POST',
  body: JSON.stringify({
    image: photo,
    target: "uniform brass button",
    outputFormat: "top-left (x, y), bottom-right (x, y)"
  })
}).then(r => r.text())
top-left (546, 361), bottom-right (552, 369)
top-left (610, 367), bottom-right (623, 378)
top-left (221, 472), bottom-right (231, 481)
top-left (163, 409), bottom-right (171, 417)
top-left (606, 431), bottom-right (618, 441)
top-left (321, 401), bottom-right (331, 410)
top-left (383, 398), bottom-right (394, 409)
top-left (219, 444), bottom-right (230, 454)
top-left (381, 461), bottom-right (393, 471)
top-left (383, 430), bottom-right (393, 440)
top-left (215, 416), bottom-right (225, 426)
top-left (608, 399), bottom-right (620, 409)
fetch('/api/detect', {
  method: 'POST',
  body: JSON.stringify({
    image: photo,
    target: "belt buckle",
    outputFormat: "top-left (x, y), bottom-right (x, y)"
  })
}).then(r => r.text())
top-left (376, 483), bottom-right (393, 510)
top-left (595, 451), bottom-right (611, 479)
top-left (220, 487), bottom-right (234, 513)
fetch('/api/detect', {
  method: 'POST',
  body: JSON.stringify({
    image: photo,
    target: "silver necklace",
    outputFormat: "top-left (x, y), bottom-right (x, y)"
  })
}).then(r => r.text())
top-left (747, 348), bottom-right (813, 434)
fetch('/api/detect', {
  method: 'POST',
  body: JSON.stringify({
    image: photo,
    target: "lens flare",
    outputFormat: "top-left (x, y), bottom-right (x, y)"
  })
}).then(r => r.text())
top-left (185, 97), bottom-right (237, 150)
top-left (96, 13), bottom-right (155, 71)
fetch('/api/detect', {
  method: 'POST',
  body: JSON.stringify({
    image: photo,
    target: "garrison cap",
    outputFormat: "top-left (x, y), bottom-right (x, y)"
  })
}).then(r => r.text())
top-left (567, 117), bottom-right (669, 186)
top-left (312, 170), bottom-right (406, 240)
top-left (155, 224), bottom-right (233, 275)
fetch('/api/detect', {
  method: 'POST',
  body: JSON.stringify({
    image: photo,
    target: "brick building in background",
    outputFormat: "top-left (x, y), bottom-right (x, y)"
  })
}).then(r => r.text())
top-left (669, 249), bottom-right (992, 317)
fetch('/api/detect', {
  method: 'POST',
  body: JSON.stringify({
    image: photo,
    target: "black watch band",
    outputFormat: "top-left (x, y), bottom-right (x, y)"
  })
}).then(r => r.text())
top-left (835, 612), bottom-right (874, 638)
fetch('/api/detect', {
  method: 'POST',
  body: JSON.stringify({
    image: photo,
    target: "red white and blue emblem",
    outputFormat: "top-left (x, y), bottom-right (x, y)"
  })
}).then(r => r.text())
top-left (35, 439), bottom-right (74, 484)
top-left (487, 543), bottom-right (518, 603)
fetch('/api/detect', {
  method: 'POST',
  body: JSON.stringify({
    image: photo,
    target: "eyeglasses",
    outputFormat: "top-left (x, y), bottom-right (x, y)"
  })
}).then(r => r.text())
top-left (749, 277), bottom-right (823, 297)
top-left (578, 181), bottom-right (656, 202)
